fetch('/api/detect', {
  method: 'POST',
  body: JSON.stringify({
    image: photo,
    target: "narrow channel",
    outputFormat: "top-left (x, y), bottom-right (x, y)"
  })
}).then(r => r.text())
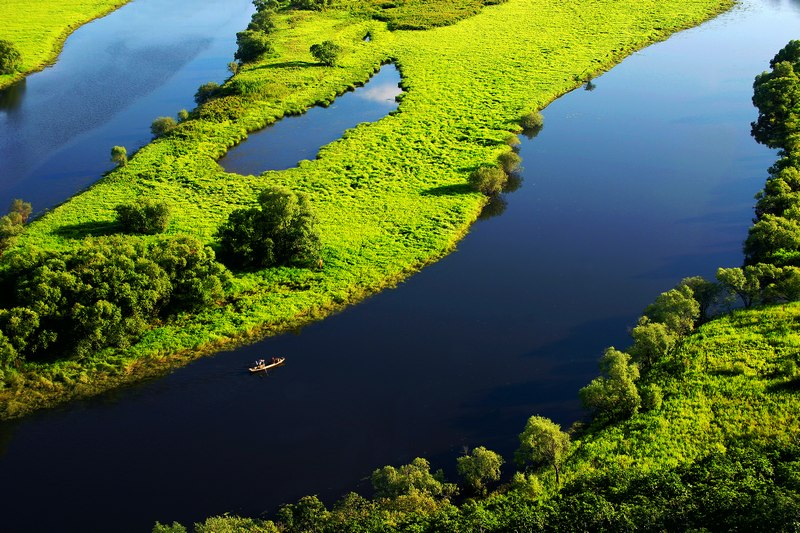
top-left (219, 64), bottom-right (402, 175)
top-left (0, 1), bottom-right (797, 531)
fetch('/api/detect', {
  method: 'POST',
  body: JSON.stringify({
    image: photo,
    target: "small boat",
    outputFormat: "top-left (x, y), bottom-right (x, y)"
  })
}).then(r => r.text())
top-left (249, 357), bottom-right (286, 373)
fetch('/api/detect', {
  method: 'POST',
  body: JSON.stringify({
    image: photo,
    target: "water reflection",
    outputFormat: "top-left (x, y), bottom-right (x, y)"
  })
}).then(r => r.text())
top-left (0, 80), bottom-right (25, 114)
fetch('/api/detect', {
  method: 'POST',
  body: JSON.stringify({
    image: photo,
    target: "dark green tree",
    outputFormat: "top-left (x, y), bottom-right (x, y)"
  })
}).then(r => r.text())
top-left (194, 82), bottom-right (221, 105)
top-left (248, 9), bottom-right (276, 33)
top-left (468, 166), bottom-right (508, 196)
top-left (310, 40), bottom-right (341, 66)
top-left (235, 30), bottom-right (273, 63)
top-left (643, 284), bottom-right (700, 336)
top-left (751, 41), bottom-right (800, 149)
top-left (371, 457), bottom-right (457, 499)
top-left (0, 40), bottom-right (22, 75)
top-left (115, 199), bottom-right (171, 234)
top-left (216, 186), bottom-right (321, 269)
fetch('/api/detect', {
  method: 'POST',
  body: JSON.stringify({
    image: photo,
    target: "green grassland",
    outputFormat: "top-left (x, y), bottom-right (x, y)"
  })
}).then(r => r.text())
top-left (0, 0), bottom-right (734, 418)
top-left (0, 0), bottom-right (129, 89)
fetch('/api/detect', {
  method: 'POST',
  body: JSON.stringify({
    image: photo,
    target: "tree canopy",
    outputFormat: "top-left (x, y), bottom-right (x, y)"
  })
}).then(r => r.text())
top-left (0, 40), bottom-right (22, 75)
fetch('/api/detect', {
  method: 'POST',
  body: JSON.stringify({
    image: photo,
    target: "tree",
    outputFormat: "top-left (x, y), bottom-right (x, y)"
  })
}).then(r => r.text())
top-left (457, 446), bottom-right (504, 495)
top-left (150, 116), bottom-right (177, 138)
top-left (177, 109), bottom-right (190, 122)
top-left (0, 40), bottom-right (22, 75)
top-left (579, 348), bottom-right (641, 423)
top-left (0, 199), bottom-right (31, 252)
top-left (248, 9), bottom-right (276, 33)
top-left (751, 43), bottom-right (800, 150)
top-left (110, 145), bottom-right (127, 167)
top-left (115, 199), bottom-right (171, 234)
top-left (744, 214), bottom-right (800, 264)
top-left (515, 415), bottom-right (570, 486)
top-left (235, 30), bottom-right (273, 63)
top-left (643, 285), bottom-right (700, 336)
top-left (717, 266), bottom-right (762, 308)
top-left (310, 40), bottom-right (341, 66)
top-left (628, 316), bottom-right (678, 371)
top-left (216, 186), bottom-right (321, 269)
top-left (194, 82), bottom-right (220, 105)
top-left (227, 61), bottom-right (240, 76)
top-left (520, 111), bottom-right (543, 131)
top-left (498, 151), bottom-right (522, 174)
top-left (371, 457), bottom-right (457, 499)
top-left (679, 276), bottom-right (723, 324)
top-left (468, 166), bottom-right (508, 196)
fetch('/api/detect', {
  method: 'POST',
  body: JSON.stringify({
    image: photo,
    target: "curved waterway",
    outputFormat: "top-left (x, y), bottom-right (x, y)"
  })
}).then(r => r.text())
top-left (1, 0), bottom-right (800, 530)
top-left (0, 0), bottom-right (253, 212)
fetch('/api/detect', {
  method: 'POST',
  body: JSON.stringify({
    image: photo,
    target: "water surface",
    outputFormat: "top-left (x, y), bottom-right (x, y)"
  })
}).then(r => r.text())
top-left (1, 0), bottom-right (798, 530)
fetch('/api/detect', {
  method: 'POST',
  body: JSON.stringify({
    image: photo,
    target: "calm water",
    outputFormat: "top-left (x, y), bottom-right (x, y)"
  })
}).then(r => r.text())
top-left (219, 64), bottom-right (402, 174)
top-left (1, 0), bottom-right (799, 531)
top-left (0, 0), bottom-right (253, 212)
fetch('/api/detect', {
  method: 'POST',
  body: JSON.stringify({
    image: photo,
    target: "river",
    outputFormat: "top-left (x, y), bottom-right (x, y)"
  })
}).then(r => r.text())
top-left (0, 0), bottom-right (799, 531)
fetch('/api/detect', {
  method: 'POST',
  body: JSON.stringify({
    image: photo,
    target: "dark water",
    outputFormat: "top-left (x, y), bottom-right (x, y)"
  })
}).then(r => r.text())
top-left (0, 0), bottom-right (253, 213)
top-left (219, 64), bottom-right (402, 174)
top-left (1, 0), bottom-right (800, 531)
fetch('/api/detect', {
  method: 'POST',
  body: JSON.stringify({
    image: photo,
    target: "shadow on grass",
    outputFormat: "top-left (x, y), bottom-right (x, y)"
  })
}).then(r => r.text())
top-left (421, 183), bottom-right (473, 196)
top-left (54, 220), bottom-right (120, 239)
top-left (256, 60), bottom-right (318, 70)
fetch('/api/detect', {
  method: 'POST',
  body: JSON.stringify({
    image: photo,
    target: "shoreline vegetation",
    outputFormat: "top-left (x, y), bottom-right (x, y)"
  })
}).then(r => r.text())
top-left (0, 0), bottom-right (130, 90)
top-left (0, 0), bottom-right (735, 419)
top-left (158, 38), bottom-right (800, 532)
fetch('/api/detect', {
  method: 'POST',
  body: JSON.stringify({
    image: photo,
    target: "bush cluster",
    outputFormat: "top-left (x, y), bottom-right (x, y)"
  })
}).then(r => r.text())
top-left (115, 198), bottom-right (171, 235)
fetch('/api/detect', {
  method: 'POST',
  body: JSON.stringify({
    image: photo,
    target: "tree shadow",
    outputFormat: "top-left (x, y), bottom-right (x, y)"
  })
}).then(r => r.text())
top-left (53, 220), bottom-right (119, 239)
top-left (768, 378), bottom-right (800, 392)
top-left (421, 183), bottom-right (473, 196)
top-left (255, 60), bottom-right (318, 70)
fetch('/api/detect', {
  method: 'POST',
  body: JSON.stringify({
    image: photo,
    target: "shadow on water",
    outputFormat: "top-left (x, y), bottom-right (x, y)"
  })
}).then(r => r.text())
top-left (0, 80), bottom-right (25, 113)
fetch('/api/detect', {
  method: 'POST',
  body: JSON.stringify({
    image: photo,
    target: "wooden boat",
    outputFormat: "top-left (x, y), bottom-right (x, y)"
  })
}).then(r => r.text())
top-left (249, 357), bottom-right (286, 373)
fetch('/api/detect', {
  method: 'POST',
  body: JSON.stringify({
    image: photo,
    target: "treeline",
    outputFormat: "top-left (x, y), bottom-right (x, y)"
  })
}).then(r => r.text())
top-left (153, 40), bottom-right (800, 533)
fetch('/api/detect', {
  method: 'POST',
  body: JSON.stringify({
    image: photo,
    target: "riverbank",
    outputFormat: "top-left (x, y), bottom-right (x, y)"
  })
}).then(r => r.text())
top-left (0, 0), bottom-right (735, 420)
top-left (0, 0), bottom-right (130, 90)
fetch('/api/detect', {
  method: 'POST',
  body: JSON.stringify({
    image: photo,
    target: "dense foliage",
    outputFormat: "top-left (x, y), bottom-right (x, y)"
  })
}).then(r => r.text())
top-left (0, 199), bottom-right (32, 252)
top-left (115, 198), bottom-right (171, 234)
top-left (216, 186), bottom-right (321, 269)
top-left (0, 39), bottom-right (22, 75)
top-left (310, 40), bottom-right (341, 66)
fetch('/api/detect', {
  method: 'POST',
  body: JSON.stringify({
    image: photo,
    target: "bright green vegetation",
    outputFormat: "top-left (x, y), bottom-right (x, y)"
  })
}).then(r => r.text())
top-left (0, 0), bottom-right (129, 89)
top-left (155, 38), bottom-right (800, 532)
top-left (0, 0), bottom-right (734, 419)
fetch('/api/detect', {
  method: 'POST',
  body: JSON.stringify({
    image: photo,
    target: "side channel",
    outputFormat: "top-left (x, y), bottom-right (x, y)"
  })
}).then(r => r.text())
top-left (218, 64), bottom-right (402, 175)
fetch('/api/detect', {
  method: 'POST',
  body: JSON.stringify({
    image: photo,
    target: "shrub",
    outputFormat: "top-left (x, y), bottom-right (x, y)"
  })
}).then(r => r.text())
top-left (468, 166), bottom-right (508, 196)
top-left (498, 151), bottom-right (521, 173)
top-left (115, 199), bottom-right (171, 234)
top-left (0, 199), bottom-right (31, 252)
top-left (110, 146), bottom-right (127, 167)
top-left (520, 110), bottom-right (544, 131)
top-left (0, 40), bottom-right (22, 75)
top-left (177, 109), bottom-right (190, 122)
top-left (235, 30), bottom-right (273, 63)
top-left (150, 116), bottom-right (177, 138)
top-left (216, 186), bottom-right (321, 269)
top-left (227, 61), bottom-right (240, 76)
top-left (194, 82), bottom-right (221, 105)
top-left (310, 40), bottom-right (342, 67)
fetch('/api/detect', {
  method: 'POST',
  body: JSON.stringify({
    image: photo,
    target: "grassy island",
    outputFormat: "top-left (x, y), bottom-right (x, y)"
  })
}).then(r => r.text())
top-left (0, 0), bottom-right (734, 418)
top-left (0, 0), bottom-right (129, 89)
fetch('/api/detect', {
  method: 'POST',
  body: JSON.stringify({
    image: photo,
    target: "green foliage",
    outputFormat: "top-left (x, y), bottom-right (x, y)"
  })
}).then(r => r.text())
top-left (194, 82), bottom-right (221, 106)
top-left (216, 186), bottom-right (321, 269)
top-left (248, 9), bottom-right (276, 34)
top-left (371, 457), bottom-right (457, 500)
top-left (497, 150), bottom-right (521, 174)
top-left (177, 109), bottom-right (190, 122)
top-left (516, 415), bottom-right (571, 486)
top-left (235, 30), bottom-right (273, 63)
top-left (643, 284), bottom-right (700, 336)
top-left (751, 40), bottom-right (800, 150)
top-left (468, 166), bottom-right (508, 196)
top-left (579, 348), bottom-right (641, 423)
top-left (310, 40), bottom-right (341, 66)
top-left (456, 446), bottom-right (504, 495)
top-left (277, 495), bottom-right (328, 531)
top-left (110, 145), bottom-right (127, 167)
top-left (0, 39), bottom-right (22, 75)
top-left (115, 198), bottom-right (171, 235)
top-left (150, 116), bottom-right (177, 138)
top-left (628, 316), bottom-right (677, 371)
top-left (0, 199), bottom-right (32, 253)
top-left (152, 522), bottom-right (188, 533)
top-left (519, 110), bottom-right (544, 131)
top-left (717, 266), bottom-right (761, 307)
top-left (227, 61), bottom-right (240, 76)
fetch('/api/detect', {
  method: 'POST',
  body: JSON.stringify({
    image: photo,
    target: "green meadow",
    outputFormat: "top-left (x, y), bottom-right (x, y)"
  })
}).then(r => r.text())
top-left (0, 0), bottom-right (128, 89)
top-left (0, 0), bottom-right (734, 418)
